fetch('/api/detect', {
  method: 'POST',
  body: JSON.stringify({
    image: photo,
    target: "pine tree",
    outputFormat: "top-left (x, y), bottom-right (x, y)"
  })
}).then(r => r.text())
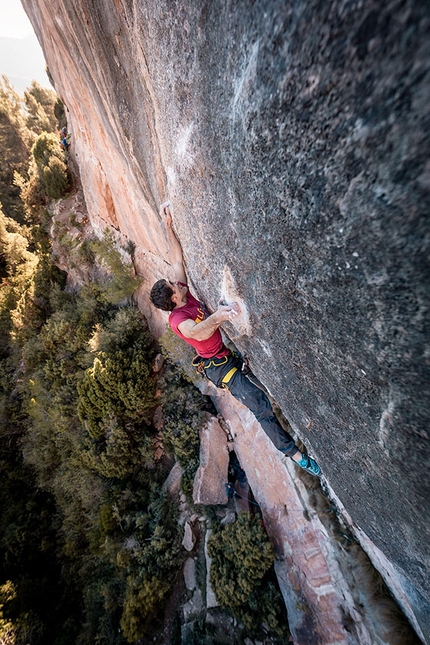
top-left (0, 76), bottom-right (31, 222)
top-left (208, 513), bottom-right (274, 609)
top-left (77, 347), bottom-right (155, 439)
top-left (24, 81), bottom-right (57, 135)
top-left (120, 576), bottom-right (170, 642)
top-left (90, 231), bottom-right (143, 305)
top-left (31, 132), bottom-right (70, 199)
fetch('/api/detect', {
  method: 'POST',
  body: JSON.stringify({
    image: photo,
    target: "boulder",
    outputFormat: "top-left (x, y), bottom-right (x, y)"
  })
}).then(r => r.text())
top-left (183, 589), bottom-right (203, 621)
top-left (164, 462), bottom-right (183, 497)
top-left (193, 417), bottom-right (229, 506)
top-left (182, 521), bottom-right (195, 552)
top-left (183, 557), bottom-right (196, 591)
top-left (204, 529), bottom-right (218, 609)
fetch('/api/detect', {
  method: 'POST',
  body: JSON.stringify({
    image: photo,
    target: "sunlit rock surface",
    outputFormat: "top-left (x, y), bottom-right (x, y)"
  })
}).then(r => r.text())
top-left (193, 415), bottom-right (229, 506)
top-left (23, 0), bottom-right (429, 641)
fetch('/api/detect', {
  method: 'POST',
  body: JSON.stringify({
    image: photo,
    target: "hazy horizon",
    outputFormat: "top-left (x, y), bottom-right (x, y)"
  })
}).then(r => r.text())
top-left (0, 0), bottom-right (51, 94)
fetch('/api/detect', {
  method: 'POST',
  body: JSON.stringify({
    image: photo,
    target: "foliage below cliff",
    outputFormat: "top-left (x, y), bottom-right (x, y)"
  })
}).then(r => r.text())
top-left (0, 78), bottom-right (188, 645)
top-left (208, 513), bottom-right (290, 641)
top-left (0, 204), bottom-right (186, 643)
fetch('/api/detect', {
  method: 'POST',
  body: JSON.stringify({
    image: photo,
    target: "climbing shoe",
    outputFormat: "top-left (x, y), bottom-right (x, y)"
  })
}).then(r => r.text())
top-left (295, 453), bottom-right (321, 477)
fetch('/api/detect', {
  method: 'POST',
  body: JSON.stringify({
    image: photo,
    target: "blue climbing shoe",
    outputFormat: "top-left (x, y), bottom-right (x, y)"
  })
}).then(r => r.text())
top-left (296, 453), bottom-right (321, 476)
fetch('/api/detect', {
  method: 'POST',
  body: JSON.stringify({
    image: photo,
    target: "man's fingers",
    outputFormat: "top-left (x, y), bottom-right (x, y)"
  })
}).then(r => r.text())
top-left (159, 201), bottom-right (172, 221)
top-left (222, 303), bottom-right (241, 319)
top-left (159, 200), bottom-right (171, 212)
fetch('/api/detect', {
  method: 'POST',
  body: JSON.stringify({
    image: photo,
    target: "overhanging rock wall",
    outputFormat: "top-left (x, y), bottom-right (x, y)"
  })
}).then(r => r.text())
top-left (23, 0), bottom-right (429, 631)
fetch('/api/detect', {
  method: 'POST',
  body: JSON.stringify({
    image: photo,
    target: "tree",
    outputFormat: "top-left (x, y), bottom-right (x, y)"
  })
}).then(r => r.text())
top-left (207, 513), bottom-right (289, 638)
top-left (208, 513), bottom-right (275, 610)
top-left (0, 103), bottom-right (187, 643)
top-left (90, 231), bottom-right (143, 305)
top-left (79, 418), bottom-right (152, 479)
top-left (0, 77), bottom-right (31, 222)
top-left (120, 576), bottom-right (169, 642)
top-left (31, 132), bottom-right (70, 199)
top-left (161, 367), bottom-right (215, 496)
top-left (0, 78), bottom-right (60, 222)
top-left (24, 81), bottom-right (57, 135)
top-left (77, 347), bottom-right (155, 439)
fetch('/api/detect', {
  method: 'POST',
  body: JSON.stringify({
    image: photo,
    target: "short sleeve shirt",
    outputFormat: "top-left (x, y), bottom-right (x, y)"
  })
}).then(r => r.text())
top-left (168, 284), bottom-right (228, 358)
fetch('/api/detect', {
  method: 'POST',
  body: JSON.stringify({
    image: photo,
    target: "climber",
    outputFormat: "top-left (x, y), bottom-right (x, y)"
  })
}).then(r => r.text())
top-left (59, 126), bottom-right (70, 151)
top-left (149, 202), bottom-right (321, 477)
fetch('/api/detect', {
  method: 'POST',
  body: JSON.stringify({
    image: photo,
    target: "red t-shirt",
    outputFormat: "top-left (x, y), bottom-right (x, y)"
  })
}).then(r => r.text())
top-left (168, 284), bottom-right (228, 358)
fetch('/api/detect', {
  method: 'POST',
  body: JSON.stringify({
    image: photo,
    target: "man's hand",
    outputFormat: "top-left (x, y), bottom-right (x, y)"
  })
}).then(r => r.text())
top-left (216, 302), bottom-right (241, 323)
top-left (159, 201), bottom-right (172, 227)
top-left (159, 200), bottom-right (187, 284)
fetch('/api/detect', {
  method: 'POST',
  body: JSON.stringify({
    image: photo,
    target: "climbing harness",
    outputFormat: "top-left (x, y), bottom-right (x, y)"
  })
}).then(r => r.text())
top-left (191, 352), bottom-right (239, 388)
top-left (221, 366), bottom-right (238, 387)
top-left (191, 355), bottom-right (206, 375)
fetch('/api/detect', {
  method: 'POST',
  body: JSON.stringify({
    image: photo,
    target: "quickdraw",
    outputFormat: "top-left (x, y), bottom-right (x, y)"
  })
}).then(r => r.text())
top-left (191, 355), bottom-right (206, 375)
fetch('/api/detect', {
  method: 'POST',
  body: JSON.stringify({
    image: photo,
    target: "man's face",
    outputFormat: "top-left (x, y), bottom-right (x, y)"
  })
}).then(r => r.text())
top-left (168, 280), bottom-right (187, 303)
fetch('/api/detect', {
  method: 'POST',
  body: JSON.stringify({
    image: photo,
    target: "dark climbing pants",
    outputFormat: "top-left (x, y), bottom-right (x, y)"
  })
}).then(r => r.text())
top-left (201, 352), bottom-right (298, 457)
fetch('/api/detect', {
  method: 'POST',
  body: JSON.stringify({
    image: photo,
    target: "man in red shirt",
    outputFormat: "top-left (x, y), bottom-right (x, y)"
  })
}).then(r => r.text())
top-left (150, 203), bottom-right (320, 476)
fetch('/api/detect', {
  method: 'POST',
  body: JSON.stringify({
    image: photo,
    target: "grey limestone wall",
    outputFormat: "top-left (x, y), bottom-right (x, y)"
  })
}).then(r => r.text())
top-left (143, 0), bottom-right (430, 608)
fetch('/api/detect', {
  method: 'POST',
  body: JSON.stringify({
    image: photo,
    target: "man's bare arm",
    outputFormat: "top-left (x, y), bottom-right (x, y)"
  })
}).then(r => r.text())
top-left (159, 202), bottom-right (187, 284)
top-left (178, 303), bottom-right (241, 341)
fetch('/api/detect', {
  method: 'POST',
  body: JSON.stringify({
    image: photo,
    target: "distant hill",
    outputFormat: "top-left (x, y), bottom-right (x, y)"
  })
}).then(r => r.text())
top-left (0, 33), bottom-right (51, 94)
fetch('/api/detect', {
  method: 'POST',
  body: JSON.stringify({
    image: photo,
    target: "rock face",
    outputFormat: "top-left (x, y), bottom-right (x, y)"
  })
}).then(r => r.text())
top-left (193, 416), bottom-right (229, 506)
top-left (182, 521), bottom-right (195, 553)
top-left (23, 0), bottom-right (429, 639)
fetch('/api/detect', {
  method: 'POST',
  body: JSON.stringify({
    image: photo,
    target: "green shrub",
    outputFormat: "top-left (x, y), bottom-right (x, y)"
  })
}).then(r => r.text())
top-left (77, 347), bottom-right (155, 439)
top-left (0, 580), bottom-right (44, 645)
top-left (98, 503), bottom-right (115, 536)
top-left (0, 80), bottom-right (182, 645)
top-left (163, 418), bottom-right (200, 497)
top-left (77, 238), bottom-right (95, 265)
top-left (120, 575), bottom-right (169, 642)
top-left (207, 513), bottom-right (289, 639)
top-left (208, 513), bottom-right (274, 609)
top-left (14, 164), bottom-right (47, 219)
top-left (80, 418), bottom-right (153, 479)
top-left (0, 77), bottom-right (32, 223)
top-left (32, 131), bottom-right (60, 166)
top-left (42, 154), bottom-right (69, 199)
top-left (0, 581), bottom-right (17, 645)
top-left (90, 231), bottom-right (143, 304)
top-left (159, 326), bottom-right (199, 383)
top-left (161, 367), bottom-right (216, 497)
top-left (111, 486), bottom-right (183, 641)
top-left (31, 132), bottom-right (70, 200)
top-left (24, 81), bottom-right (58, 135)
top-left (88, 306), bottom-right (154, 355)
top-left (0, 134), bottom-right (188, 643)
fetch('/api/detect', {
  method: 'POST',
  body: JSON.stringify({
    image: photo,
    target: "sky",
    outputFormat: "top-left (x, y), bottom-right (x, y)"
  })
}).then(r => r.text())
top-left (0, 0), bottom-right (34, 38)
top-left (0, 0), bottom-right (51, 92)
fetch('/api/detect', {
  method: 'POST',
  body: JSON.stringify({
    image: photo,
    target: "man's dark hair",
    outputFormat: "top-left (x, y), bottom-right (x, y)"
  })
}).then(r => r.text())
top-left (150, 279), bottom-right (175, 311)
